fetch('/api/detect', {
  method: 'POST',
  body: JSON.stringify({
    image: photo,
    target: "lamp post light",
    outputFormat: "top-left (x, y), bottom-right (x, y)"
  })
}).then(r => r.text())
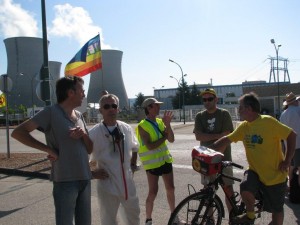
top-left (270, 39), bottom-right (281, 118)
top-left (169, 59), bottom-right (186, 124)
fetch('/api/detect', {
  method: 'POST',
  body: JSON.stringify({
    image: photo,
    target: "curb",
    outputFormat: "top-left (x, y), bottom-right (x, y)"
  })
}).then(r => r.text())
top-left (0, 168), bottom-right (49, 179)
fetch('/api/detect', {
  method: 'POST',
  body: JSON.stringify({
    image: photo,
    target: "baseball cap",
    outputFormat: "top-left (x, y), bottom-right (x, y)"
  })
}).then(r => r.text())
top-left (200, 88), bottom-right (217, 97)
top-left (142, 98), bottom-right (163, 108)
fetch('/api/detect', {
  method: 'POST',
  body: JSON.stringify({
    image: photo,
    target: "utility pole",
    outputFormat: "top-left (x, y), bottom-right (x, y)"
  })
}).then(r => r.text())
top-left (40, 0), bottom-right (51, 106)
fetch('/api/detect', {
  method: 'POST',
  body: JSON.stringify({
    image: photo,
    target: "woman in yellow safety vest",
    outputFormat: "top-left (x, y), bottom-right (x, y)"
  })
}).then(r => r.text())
top-left (136, 98), bottom-right (177, 225)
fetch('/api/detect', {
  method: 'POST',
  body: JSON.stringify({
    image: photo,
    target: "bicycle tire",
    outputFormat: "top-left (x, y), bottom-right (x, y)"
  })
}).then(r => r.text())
top-left (168, 191), bottom-right (224, 225)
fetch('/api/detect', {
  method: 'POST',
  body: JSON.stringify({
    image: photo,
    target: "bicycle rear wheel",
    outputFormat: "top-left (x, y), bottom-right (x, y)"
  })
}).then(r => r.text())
top-left (168, 192), bottom-right (224, 225)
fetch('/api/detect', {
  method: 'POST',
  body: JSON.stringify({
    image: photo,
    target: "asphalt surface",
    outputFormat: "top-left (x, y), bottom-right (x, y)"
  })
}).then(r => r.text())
top-left (1, 122), bottom-right (300, 225)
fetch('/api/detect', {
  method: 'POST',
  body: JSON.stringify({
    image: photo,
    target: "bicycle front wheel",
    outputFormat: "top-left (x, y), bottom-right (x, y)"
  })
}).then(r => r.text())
top-left (168, 191), bottom-right (224, 225)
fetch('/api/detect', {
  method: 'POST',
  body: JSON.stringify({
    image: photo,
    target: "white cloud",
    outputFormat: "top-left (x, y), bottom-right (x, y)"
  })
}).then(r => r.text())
top-left (48, 3), bottom-right (111, 49)
top-left (0, 0), bottom-right (38, 38)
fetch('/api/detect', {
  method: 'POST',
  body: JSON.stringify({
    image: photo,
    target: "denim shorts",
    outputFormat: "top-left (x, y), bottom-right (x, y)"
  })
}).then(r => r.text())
top-left (146, 162), bottom-right (173, 176)
top-left (240, 170), bottom-right (286, 213)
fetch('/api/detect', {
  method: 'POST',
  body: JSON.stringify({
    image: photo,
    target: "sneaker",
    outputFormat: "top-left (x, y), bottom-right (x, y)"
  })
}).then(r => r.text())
top-left (230, 213), bottom-right (255, 225)
top-left (173, 215), bottom-right (186, 225)
top-left (145, 219), bottom-right (152, 225)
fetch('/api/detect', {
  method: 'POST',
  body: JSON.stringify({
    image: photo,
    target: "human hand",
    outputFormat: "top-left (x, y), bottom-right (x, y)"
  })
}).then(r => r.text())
top-left (47, 148), bottom-right (58, 161)
top-left (278, 160), bottom-right (290, 173)
top-left (162, 111), bottom-right (173, 126)
top-left (131, 164), bottom-right (140, 173)
top-left (69, 126), bottom-right (85, 139)
top-left (92, 168), bottom-right (109, 179)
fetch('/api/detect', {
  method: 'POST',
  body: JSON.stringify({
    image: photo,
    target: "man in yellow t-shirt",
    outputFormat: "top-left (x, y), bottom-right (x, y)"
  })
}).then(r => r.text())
top-left (211, 92), bottom-right (296, 225)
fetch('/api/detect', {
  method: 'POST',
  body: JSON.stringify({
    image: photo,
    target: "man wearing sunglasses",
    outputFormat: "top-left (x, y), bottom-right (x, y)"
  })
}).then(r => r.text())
top-left (89, 93), bottom-right (140, 225)
top-left (193, 88), bottom-right (235, 215)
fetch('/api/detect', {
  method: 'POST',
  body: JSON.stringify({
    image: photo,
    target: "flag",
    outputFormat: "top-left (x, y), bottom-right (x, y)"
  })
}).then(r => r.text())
top-left (65, 35), bottom-right (102, 77)
top-left (0, 93), bottom-right (6, 107)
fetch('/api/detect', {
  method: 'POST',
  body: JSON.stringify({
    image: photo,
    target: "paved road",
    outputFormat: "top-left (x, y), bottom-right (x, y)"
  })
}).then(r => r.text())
top-left (1, 123), bottom-right (300, 224)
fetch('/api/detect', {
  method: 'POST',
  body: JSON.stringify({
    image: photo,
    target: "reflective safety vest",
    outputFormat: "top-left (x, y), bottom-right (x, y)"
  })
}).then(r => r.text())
top-left (136, 118), bottom-right (173, 170)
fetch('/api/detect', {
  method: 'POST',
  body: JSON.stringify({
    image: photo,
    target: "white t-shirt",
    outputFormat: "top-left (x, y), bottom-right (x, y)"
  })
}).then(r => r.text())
top-left (89, 120), bottom-right (139, 198)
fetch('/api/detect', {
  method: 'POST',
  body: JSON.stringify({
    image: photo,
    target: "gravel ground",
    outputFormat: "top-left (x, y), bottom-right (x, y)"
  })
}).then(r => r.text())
top-left (0, 153), bottom-right (51, 173)
top-left (0, 153), bottom-right (97, 175)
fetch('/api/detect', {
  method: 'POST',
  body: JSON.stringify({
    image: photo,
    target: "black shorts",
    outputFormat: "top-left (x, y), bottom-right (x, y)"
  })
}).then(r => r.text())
top-left (146, 162), bottom-right (173, 176)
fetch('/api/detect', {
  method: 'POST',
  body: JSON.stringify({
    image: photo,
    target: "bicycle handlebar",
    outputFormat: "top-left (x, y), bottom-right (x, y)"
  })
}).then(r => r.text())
top-left (222, 161), bottom-right (244, 169)
top-left (231, 162), bottom-right (244, 169)
top-left (220, 161), bottom-right (244, 182)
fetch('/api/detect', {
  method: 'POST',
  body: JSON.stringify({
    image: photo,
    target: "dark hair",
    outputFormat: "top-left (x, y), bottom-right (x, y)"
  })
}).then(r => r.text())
top-left (239, 92), bottom-right (261, 113)
top-left (56, 76), bottom-right (84, 103)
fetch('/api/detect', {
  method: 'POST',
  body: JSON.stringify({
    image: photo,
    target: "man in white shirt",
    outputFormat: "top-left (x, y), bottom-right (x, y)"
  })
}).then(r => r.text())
top-left (89, 93), bottom-right (140, 225)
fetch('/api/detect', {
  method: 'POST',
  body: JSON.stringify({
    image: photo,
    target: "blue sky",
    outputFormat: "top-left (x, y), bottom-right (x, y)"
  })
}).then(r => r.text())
top-left (1, 0), bottom-right (300, 98)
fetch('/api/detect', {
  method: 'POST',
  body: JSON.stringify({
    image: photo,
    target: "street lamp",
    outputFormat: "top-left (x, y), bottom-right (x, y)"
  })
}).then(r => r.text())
top-left (169, 59), bottom-right (186, 124)
top-left (270, 39), bottom-right (281, 118)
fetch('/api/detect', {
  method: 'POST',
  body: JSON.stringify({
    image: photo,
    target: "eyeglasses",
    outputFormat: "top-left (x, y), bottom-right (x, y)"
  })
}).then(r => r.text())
top-left (202, 97), bottom-right (214, 102)
top-left (103, 103), bottom-right (118, 110)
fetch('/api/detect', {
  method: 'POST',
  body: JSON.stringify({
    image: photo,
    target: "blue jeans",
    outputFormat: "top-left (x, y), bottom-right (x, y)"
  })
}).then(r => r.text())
top-left (53, 180), bottom-right (91, 225)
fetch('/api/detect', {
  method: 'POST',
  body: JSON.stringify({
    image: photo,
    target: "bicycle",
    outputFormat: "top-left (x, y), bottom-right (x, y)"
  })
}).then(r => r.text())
top-left (168, 146), bottom-right (266, 225)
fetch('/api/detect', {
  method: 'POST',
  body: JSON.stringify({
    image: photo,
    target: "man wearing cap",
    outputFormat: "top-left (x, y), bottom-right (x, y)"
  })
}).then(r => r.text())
top-left (280, 92), bottom-right (300, 188)
top-left (193, 88), bottom-right (235, 213)
top-left (136, 98), bottom-right (179, 225)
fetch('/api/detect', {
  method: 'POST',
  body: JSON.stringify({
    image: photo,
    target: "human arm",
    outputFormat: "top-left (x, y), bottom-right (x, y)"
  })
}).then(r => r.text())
top-left (194, 109), bottom-right (233, 142)
top-left (194, 130), bottom-right (230, 142)
top-left (278, 130), bottom-right (296, 172)
top-left (91, 168), bottom-right (109, 179)
top-left (11, 119), bottom-right (58, 160)
top-left (130, 151), bottom-right (140, 172)
top-left (209, 136), bottom-right (232, 153)
top-left (162, 111), bottom-right (175, 143)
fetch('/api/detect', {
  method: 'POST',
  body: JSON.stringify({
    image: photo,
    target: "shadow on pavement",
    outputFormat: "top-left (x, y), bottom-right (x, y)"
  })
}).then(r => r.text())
top-left (0, 208), bottom-right (24, 219)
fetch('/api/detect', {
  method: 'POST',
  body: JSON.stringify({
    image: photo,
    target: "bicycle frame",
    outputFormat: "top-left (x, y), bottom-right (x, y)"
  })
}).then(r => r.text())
top-left (168, 161), bottom-right (265, 225)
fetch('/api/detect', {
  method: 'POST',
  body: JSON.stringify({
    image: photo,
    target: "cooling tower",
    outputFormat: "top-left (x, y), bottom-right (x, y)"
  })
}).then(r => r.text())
top-left (4, 37), bottom-right (61, 108)
top-left (87, 49), bottom-right (128, 109)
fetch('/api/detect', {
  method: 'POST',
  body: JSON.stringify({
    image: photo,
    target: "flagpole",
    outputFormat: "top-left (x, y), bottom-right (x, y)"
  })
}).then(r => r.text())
top-left (98, 33), bottom-right (104, 92)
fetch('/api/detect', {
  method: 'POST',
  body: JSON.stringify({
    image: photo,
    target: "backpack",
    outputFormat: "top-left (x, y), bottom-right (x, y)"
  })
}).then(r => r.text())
top-left (289, 168), bottom-right (300, 204)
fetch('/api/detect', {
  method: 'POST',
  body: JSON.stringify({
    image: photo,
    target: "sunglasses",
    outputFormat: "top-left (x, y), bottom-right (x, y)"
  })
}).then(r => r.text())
top-left (103, 103), bottom-right (118, 110)
top-left (202, 97), bottom-right (215, 102)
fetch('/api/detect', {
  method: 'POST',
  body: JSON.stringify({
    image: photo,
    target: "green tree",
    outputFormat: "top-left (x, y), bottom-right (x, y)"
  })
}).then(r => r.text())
top-left (171, 80), bottom-right (191, 108)
top-left (134, 92), bottom-right (145, 108)
top-left (18, 104), bottom-right (27, 115)
top-left (187, 83), bottom-right (201, 105)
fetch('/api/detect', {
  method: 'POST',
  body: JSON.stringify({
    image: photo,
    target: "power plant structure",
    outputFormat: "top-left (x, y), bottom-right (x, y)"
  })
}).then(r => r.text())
top-left (3, 37), bottom-right (129, 112)
top-left (87, 49), bottom-right (129, 109)
top-left (4, 37), bottom-right (61, 109)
